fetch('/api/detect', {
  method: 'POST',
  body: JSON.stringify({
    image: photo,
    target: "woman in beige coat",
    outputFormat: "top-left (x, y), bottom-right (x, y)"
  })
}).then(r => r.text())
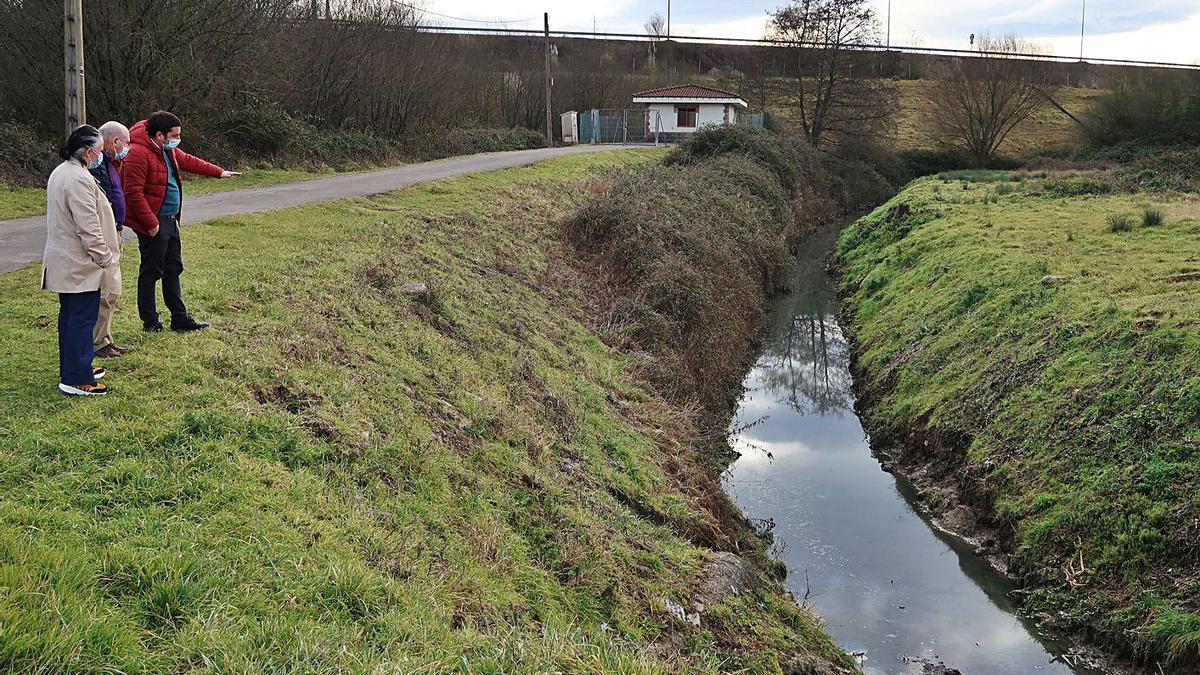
top-left (42, 125), bottom-right (122, 396)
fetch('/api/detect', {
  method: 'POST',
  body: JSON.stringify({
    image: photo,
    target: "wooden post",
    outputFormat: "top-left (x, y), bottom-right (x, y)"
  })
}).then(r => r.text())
top-left (544, 12), bottom-right (553, 147)
top-left (63, 0), bottom-right (86, 136)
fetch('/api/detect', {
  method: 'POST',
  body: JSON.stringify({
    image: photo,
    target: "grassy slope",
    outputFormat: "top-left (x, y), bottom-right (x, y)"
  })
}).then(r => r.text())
top-left (888, 81), bottom-right (1101, 154)
top-left (765, 78), bottom-right (1099, 154)
top-left (835, 172), bottom-right (1200, 666)
top-left (0, 168), bottom-right (338, 221)
top-left (0, 150), bottom-right (852, 673)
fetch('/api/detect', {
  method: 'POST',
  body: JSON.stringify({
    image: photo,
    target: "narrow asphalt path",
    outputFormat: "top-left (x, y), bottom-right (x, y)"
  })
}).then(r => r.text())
top-left (0, 144), bottom-right (644, 274)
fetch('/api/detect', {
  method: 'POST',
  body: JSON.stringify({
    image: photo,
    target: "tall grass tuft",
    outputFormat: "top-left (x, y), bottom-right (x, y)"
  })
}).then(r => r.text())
top-left (1107, 213), bottom-right (1134, 233)
top-left (1142, 207), bottom-right (1166, 227)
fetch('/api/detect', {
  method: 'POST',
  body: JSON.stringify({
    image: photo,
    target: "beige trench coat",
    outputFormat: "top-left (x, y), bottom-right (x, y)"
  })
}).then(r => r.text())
top-left (41, 160), bottom-right (122, 294)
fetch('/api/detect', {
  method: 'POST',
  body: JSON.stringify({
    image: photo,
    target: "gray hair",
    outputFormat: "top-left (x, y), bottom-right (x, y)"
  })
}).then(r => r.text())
top-left (97, 120), bottom-right (129, 141)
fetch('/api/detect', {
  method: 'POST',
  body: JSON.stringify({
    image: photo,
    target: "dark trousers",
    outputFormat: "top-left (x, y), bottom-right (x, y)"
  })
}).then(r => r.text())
top-left (59, 290), bottom-right (100, 386)
top-left (136, 214), bottom-right (188, 325)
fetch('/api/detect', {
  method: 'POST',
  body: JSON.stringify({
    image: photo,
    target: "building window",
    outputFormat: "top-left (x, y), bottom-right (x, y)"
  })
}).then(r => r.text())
top-left (676, 105), bottom-right (698, 128)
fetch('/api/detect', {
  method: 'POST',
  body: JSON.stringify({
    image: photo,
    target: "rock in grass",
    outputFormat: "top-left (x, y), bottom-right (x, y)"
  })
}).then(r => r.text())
top-left (398, 282), bottom-right (429, 300)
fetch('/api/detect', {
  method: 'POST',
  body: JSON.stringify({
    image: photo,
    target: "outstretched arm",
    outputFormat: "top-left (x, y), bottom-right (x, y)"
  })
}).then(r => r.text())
top-left (173, 150), bottom-right (229, 178)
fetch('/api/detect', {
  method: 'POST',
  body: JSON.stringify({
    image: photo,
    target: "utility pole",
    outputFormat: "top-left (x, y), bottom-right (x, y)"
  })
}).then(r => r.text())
top-left (886, 0), bottom-right (891, 49)
top-left (667, 0), bottom-right (671, 39)
top-left (544, 12), bottom-right (553, 147)
top-left (63, 0), bottom-right (86, 136)
top-left (1079, 0), bottom-right (1086, 60)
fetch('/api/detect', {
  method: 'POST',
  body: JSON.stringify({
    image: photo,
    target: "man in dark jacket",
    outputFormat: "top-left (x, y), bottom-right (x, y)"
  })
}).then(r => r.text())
top-left (90, 121), bottom-right (130, 358)
top-left (121, 111), bottom-right (239, 332)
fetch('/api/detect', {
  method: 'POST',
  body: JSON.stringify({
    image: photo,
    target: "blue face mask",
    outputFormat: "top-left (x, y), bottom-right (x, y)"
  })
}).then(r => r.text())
top-left (87, 151), bottom-right (103, 170)
top-left (164, 137), bottom-right (181, 150)
top-left (115, 146), bottom-right (129, 160)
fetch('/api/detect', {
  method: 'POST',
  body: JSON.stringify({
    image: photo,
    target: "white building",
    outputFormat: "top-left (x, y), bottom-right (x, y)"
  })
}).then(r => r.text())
top-left (632, 85), bottom-right (749, 137)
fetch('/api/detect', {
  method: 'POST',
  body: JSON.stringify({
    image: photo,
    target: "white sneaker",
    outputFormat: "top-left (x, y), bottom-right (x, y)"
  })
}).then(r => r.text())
top-left (59, 382), bottom-right (109, 396)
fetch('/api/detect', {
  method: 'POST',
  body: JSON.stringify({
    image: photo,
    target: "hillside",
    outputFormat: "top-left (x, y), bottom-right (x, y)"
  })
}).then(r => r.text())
top-left (835, 170), bottom-right (1200, 667)
top-left (0, 149), bottom-right (855, 673)
top-left (888, 80), bottom-right (1101, 154)
top-left (765, 78), bottom-right (1099, 156)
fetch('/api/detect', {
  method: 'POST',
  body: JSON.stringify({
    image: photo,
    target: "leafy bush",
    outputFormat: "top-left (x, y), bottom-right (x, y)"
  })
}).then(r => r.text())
top-left (1044, 176), bottom-right (1116, 197)
top-left (1142, 207), bottom-right (1165, 227)
top-left (0, 120), bottom-right (57, 185)
top-left (1107, 213), bottom-right (1134, 232)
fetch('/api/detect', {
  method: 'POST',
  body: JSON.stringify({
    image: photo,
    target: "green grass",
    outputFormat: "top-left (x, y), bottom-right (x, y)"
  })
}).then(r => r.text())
top-left (0, 148), bottom-right (852, 673)
top-left (0, 167), bottom-right (341, 220)
top-left (836, 174), bottom-right (1200, 665)
top-left (0, 183), bottom-right (44, 219)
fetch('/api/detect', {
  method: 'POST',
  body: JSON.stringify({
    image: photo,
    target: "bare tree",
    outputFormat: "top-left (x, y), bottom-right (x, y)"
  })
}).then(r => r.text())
top-left (935, 34), bottom-right (1048, 167)
top-left (645, 13), bottom-right (666, 70)
top-left (770, 0), bottom-right (895, 151)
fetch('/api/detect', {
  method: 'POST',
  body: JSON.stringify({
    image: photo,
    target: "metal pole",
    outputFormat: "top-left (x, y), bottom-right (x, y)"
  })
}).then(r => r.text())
top-left (1079, 0), bottom-right (1086, 60)
top-left (544, 12), bottom-right (553, 147)
top-left (886, 0), bottom-right (891, 49)
top-left (63, 0), bottom-right (86, 136)
top-left (667, 0), bottom-right (671, 39)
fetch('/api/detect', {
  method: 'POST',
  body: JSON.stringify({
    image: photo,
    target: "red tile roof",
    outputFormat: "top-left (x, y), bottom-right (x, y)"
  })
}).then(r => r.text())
top-left (632, 84), bottom-right (743, 99)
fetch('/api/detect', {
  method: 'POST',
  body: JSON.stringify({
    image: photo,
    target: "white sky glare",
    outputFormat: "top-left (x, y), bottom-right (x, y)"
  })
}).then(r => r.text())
top-left (422, 0), bottom-right (1200, 64)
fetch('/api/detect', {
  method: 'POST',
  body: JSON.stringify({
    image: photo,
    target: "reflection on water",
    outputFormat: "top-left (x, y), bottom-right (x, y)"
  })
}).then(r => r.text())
top-left (724, 224), bottom-right (1093, 675)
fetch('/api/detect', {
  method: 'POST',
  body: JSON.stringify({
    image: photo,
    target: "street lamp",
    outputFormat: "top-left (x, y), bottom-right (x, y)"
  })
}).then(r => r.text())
top-left (1079, 0), bottom-right (1086, 60)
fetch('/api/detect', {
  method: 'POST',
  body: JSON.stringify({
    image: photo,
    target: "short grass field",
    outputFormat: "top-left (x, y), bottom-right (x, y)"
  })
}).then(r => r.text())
top-left (0, 167), bottom-right (337, 221)
top-left (0, 149), bottom-right (853, 673)
top-left (836, 171), bottom-right (1200, 665)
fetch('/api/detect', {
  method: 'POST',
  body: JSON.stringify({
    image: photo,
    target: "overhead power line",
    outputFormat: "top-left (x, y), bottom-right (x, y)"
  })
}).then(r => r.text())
top-left (416, 24), bottom-right (1200, 71)
top-left (394, 1), bottom-right (536, 25)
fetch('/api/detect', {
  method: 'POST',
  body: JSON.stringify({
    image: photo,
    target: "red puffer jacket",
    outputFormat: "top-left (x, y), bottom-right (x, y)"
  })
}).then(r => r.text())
top-left (121, 119), bottom-right (224, 236)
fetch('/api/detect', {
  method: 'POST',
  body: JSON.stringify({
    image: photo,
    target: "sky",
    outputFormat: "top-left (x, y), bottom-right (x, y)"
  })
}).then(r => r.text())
top-left (421, 0), bottom-right (1200, 64)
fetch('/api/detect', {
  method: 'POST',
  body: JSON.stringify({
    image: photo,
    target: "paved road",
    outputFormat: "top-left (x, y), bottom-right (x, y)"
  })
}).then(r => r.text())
top-left (0, 144), bottom-right (644, 274)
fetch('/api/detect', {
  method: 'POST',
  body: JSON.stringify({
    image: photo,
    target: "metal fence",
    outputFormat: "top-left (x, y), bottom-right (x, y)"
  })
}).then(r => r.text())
top-left (579, 109), bottom-right (663, 144)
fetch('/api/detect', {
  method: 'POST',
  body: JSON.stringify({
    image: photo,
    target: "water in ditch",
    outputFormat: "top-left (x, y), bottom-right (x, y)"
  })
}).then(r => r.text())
top-left (723, 221), bottom-right (1097, 675)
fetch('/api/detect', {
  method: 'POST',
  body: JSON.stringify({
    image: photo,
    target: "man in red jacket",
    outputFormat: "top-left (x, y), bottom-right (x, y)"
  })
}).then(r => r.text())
top-left (122, 111), bottom-right (240, 332)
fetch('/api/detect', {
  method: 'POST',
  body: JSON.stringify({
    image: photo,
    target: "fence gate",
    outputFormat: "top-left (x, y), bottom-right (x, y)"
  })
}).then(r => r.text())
top-left (579, 109), bottom-right (662, 145)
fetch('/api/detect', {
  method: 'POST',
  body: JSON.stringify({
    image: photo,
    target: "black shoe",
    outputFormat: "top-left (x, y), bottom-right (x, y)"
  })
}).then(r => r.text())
top-left (171, 316), bottom-right (209, 332)
top-left (144, 322), bottom-right (164, 333)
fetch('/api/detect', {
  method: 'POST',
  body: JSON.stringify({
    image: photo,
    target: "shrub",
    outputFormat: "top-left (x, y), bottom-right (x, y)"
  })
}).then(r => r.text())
top-left (569, 129), bottom-right (825, 406)
top-left (212, 97), bottom-right (297, 159)
top-left (0, 120), bottom-right (57, 185)
top-left (1107, 213), bottom-right (1134, 232)
top-left (826, 136), bottom-right (911, 209)
top-left (1142, 207), bottom-right (1166, 227)
top-left (403, 127), bottom-right (546, 162)
top-left (664, 124), bottom-right (821, 196)
top-left (1083, 72), bottom-right (1200, 147)
top-left (898, 148), bottom-right (1021, 177)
